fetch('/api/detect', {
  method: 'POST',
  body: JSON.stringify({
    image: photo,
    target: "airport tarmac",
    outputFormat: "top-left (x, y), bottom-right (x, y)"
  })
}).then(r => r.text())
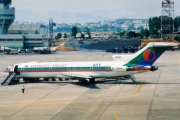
top-left (0, 51), bottom-right (180, 120)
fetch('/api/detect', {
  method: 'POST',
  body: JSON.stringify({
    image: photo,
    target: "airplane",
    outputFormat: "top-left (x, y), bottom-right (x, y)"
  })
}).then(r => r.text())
top-left (1, 42), bottom-right (177, 85)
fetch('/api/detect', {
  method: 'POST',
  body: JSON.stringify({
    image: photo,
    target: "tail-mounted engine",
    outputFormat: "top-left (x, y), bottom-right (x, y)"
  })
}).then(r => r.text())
top-left (150, 66), bottom-right (158, 71)
top-left (111, 66), bottom-right (158, 72)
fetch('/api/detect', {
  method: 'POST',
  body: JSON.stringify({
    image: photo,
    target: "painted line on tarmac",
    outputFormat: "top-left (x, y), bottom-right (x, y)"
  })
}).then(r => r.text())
top-left (146, 55), bottom-right (166, 120)
top-left (176, 61), bottom-right (179, 66)
top-left (0, 84), bottom-right (143, 120)
top-left (3, 84), bottom-right (64, 120)
top-left (116, 81), bottom-right (144, 99)
top-left (71, 106), bottom-right (119, 120)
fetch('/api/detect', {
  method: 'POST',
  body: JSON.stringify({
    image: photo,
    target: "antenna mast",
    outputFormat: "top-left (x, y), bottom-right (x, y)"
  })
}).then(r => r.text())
top-left (161, 0), bottom-right (174, 40)
top-left (49, 18), bottom-right (54, 46)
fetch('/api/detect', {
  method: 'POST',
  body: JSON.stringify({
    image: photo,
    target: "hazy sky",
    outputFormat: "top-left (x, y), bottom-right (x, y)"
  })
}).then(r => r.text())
top-left (11, 0), bottom-right (180, 18)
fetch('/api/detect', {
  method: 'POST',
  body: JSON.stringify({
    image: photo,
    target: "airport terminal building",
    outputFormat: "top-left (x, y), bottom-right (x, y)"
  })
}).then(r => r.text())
top-left (0, 0), bottom-right (50, 49)
top-left (0, 24), bottom-right (49, 49)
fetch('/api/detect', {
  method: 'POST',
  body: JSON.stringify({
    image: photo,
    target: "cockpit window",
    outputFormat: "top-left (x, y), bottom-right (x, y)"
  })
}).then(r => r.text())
top-left (5, 66), bottom-right (12, 70)
top-left (5, 67), bottom-right (10, 70)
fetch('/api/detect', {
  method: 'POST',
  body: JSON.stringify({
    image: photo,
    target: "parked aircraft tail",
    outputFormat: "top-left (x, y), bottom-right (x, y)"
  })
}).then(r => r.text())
top-left (124, 42), bottom-right (177, 66)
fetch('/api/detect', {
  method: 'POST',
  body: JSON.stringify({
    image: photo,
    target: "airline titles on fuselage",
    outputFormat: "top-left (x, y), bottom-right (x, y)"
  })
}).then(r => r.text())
top-left (29, 63), bottom-right (102, 68)
top-left (30, 64), bottom-right (67, 67)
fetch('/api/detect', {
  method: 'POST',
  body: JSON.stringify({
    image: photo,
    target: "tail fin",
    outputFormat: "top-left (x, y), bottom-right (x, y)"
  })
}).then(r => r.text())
top-left (124, 42), bottom-right (177, 66)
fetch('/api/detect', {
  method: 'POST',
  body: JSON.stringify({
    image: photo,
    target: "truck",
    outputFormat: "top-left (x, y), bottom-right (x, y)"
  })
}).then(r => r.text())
top-left (1, 46), bottom-right (18, 54)
top-left (33, 47), bottom-right (51, 54)
top-left (9, 49), bottom-right (18, 54)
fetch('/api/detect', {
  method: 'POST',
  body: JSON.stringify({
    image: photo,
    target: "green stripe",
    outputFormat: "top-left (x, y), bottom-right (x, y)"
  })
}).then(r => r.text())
top-left (18, 66), bottom-right (111, 71)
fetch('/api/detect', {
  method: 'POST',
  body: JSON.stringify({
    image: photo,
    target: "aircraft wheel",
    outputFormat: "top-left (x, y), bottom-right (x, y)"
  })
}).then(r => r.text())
top-left (65, 78), bottom-right (69, 81)
top-left (16, 80), bottom-right (20, 84)
top-left (89, 78), bottom-right (95, 83)
top-left (82, 80), bottom-right (88, 84)
top-left (52, 78), bottom-right (56, 81)
top-left (23, 78), bottom-right (28, 83)
top-left (44, 78), bottom-right (49, 81)
top-left (36, 78), bottom-right (40, 81)
top-left (30, 79), bottom-right (35, 82)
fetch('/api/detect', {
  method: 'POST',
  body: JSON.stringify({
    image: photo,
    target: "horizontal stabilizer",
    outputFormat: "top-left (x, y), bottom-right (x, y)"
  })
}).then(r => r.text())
top-left (147, 42), bottom-right (178, 47)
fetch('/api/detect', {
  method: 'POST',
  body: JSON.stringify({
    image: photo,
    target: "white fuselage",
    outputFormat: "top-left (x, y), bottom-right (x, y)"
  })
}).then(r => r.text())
top-left (2, 42), bottom-right (177, 81)
top-left (3, 61), bottom-right (148, 79)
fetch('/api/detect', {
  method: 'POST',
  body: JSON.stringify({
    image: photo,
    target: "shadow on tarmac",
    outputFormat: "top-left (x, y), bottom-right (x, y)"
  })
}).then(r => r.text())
top-left (13, 79), bottom-right (180, 90)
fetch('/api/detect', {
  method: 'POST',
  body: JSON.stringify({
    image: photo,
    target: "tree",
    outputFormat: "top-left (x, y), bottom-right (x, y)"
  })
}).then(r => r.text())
top-left (149, 16), bottom-right (161, 38)
top-left (72, 26), bottom-right (78, 38)
top-left (57, 33), bottom-right (62, 38)
top-left (127, 31), bottom-right (141, 38)
top-left (55, 33), bottom-right (62, 40)
top-left (120, 30), bottom-right (127, 37)
top-left (55, 36), bottom-right (58, 40)
top-left (140, 29), bottom-right (144, 39)
top-left (81, 33), bottom-right (85, 39)
top-left (174, 35), bottom-right (180, 42)
top-left (174, 16), bottom-right (180, 32)
top-left (128, 31), bottom-right (137, 38)
top-left (144, 29), bottom-right (150, 39)
top-left (64, 33), bottom-right (67, 38)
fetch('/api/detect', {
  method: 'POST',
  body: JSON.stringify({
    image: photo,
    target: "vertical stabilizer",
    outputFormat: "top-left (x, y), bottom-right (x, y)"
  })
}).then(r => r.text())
top-left (123, 42), bottom-right (177, 66)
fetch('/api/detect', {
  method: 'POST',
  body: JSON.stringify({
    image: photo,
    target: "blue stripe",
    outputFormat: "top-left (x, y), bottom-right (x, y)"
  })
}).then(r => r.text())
top-left (130, 54), bottom-right (162, 66)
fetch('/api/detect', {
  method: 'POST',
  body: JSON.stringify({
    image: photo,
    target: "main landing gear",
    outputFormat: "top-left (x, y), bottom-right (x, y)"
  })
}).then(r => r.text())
top-left (81, 78), bottom-right (96, 84)
top-left (127, 75), bottom-right (139, 83)
top-left (23, 78), bottom-right (39, 83)
top-left (89, 78), bottom-right (95, 83)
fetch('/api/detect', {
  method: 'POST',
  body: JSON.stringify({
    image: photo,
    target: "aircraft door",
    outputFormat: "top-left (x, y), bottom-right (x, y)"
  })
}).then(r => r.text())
top-left (14, 65), bottom-right (18, 73)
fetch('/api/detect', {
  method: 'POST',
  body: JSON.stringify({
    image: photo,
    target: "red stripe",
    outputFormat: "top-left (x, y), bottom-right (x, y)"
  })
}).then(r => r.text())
top-left (2, 70), bottom-right (10, 73)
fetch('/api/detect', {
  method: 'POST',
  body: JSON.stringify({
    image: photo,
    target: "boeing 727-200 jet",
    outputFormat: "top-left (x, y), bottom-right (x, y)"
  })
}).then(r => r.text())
top-left (1, 42), bottom-right (177, 85)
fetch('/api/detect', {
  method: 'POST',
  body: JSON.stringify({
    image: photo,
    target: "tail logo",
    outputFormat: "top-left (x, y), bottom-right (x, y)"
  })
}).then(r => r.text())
top-left (144, 50), bottom-right (156, 62)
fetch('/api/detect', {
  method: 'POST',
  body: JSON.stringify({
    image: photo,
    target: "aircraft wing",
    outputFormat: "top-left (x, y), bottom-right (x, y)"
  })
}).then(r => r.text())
top-left (61, 72), bottom-right (92, 78)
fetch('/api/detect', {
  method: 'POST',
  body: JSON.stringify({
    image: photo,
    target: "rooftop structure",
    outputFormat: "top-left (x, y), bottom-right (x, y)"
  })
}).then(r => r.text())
top-left (0, 23), bottom-right (49, 49)
top-left (0, 0), bottom-right (14, 34)
top-left (0, 1), bottom-right (50, 49)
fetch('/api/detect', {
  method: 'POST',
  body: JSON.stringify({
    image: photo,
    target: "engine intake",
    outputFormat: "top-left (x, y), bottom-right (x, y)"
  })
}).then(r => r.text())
top-left (150, 66), bottom-right (158, 71)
